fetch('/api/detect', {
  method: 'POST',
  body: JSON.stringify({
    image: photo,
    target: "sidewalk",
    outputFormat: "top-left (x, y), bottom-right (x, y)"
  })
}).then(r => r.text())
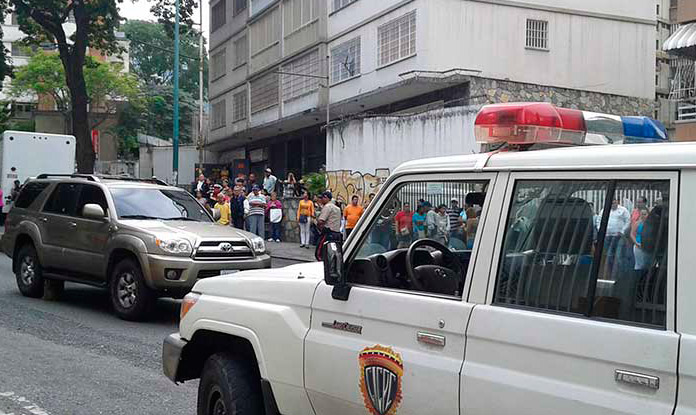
top-left (267, 241), bottom-right (317, 263)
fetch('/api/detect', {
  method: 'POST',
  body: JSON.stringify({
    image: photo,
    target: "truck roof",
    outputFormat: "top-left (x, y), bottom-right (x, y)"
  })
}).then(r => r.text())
top-left (392, 142), bottom-right (696, 176)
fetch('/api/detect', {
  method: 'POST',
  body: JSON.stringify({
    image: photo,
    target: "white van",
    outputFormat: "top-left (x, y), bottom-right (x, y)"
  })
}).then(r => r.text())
top-left (163, 103), bottom-right (692, 415)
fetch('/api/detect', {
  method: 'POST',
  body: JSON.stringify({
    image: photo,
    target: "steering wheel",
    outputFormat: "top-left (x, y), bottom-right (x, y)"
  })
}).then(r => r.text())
top-left (406, 239), bottom-right (465, 296)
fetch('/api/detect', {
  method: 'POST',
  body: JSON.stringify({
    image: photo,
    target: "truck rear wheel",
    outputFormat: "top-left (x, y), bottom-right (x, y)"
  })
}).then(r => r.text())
top-left (197, 353), bottom-right (264, 415)
top-left (15, 244), bottom-right (44, 298)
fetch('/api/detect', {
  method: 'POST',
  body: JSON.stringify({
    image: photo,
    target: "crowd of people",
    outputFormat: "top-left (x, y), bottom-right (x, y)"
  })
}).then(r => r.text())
top-left (192, 171), bottom-right (368, 260)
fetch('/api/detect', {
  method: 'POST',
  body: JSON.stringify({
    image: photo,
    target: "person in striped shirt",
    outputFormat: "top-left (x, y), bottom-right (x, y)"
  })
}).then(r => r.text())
top-left (246, 185), bottom-right (267, 239)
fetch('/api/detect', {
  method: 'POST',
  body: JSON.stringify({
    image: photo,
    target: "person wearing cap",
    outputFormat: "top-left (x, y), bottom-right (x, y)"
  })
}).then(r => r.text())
top-left (315, 191), bottom-right (343, 261)
top-left (263, 168), bottom-right (278, 194)
top-left (246, 185), bottom-right (267, 238)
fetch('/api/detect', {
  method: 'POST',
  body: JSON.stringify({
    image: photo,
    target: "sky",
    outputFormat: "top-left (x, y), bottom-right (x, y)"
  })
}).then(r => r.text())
top-left (118, 0), bottom-right (211, 42)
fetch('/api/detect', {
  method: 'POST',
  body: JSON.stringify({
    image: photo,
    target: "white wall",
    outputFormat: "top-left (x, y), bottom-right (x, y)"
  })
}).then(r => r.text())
top-left (327, 106), bottom-right (480, 172)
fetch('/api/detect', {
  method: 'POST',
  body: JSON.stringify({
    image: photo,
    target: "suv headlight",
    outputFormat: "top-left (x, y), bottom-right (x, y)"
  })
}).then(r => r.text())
top-left (251, 237), bottom-right (266, 254)
top-left (156, 238), bottom-right (193, 255)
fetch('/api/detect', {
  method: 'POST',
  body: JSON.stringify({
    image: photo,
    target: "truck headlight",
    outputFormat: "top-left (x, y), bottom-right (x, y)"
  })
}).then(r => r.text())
top-left (156, 238), bottom-right (193, 255)
top-left (251, 237), bottom-right (266, 254)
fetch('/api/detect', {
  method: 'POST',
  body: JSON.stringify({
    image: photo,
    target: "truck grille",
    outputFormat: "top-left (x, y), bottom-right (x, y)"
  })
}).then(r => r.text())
top-left (194, 240), bottom-right (253, 261)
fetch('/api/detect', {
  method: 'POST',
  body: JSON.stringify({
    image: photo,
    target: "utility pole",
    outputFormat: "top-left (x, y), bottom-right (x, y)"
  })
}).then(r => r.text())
top-left (172, 0), bottom-right (181, 185)
top-left (199, 0), bottom-right (205, 166)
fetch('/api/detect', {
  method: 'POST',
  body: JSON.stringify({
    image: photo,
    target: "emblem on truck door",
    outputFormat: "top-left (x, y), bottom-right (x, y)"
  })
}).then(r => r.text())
top-left (358, 345), bottom-right (403, 415)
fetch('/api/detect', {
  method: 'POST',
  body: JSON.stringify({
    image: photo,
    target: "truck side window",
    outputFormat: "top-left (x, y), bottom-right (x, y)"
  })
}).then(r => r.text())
top-left (14, 182), bottom-right (50, 209)
top-left (43, 183), bottom-right (81, 216)
top-left (495, 179), bottom-right (670, 329)
top-left (348, 180), bottom-right (488, 297)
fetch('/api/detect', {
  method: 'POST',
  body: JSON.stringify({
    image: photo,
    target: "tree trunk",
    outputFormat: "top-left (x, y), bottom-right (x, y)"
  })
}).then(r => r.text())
top-left (66, 57), bottom-right (94, 173)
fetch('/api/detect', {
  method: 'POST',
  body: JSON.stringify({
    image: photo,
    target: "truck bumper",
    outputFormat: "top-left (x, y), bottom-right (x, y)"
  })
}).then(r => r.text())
top-left (163, 333), bottom-right (187, 383)
top-left (144, 253), bottom-right (272, 292)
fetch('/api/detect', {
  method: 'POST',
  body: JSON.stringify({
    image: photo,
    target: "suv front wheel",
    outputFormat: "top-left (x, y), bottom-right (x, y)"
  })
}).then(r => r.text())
top-left (15, 244), bottom-right (44, 298)
top-left (109, 258), bottom-right (153, 321)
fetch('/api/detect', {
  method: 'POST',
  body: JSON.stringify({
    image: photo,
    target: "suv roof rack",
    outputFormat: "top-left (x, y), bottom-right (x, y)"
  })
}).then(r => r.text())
top-left (35, 174), bottom-right (168, 186)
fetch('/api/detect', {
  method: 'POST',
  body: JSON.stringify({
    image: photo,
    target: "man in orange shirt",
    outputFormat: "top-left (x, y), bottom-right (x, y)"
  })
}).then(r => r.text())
top-left (344, 195), bottom-right (365, 239)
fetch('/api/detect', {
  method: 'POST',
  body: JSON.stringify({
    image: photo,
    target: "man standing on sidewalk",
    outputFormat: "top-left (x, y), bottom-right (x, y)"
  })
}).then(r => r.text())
top-left (247, 185), bottom-right (267, 238)
top-left (343, 195), bottom-right (364, 239)
top-left (263, 168), bottom-right (278, 194)
top-left (315, 191), bottom-right (343, 261)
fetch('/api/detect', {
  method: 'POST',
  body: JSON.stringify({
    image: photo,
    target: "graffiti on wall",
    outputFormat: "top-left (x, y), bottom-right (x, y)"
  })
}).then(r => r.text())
top-left (326, 169), bottom-right (391, 206)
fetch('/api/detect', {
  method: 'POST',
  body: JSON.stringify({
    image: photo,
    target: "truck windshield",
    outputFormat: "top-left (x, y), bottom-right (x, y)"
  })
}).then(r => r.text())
top-left (110, 188), bottom-right (212, 222)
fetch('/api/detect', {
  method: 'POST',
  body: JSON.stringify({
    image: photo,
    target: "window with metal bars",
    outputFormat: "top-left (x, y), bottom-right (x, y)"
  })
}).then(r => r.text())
top-left (250, 6), bottom-right (280, 55)
top-left (233, 0), bottom-right (247, 16)
top-left (282, 49), bottom-right (320, 101)
top-left (212, 0), bottom-right (227, 32)
top-left (332, 0), bottom-right (356, 12)
top-left (211, 48), bottom-right (226, 81)
top-left (212, 99), bottom-right (227, 130)
top-left (495, 179), bottom-right (671, 328)
top-left (378, 11), bottom-right (416, 67)
top-left (525, 19), bottom-right (548, 50)
top-left (331, 37), bottom-right (360, 84)
top-left (284, 0), bottom-right (318, 34)
top-left (233, 90), bottom-right (248, 122)
top-left (250, 70), bottom-right (279, 113)
top-left (234, 35), bottom-right (248, 68)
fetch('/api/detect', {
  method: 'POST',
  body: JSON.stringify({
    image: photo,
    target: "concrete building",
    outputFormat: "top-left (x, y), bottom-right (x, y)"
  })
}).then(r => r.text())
top-left (210, 0), bottom-right (656, 180)
top-left (664, 0), bottom-right (696, 141)
top-left (655, 0), bottom-right (678, 132)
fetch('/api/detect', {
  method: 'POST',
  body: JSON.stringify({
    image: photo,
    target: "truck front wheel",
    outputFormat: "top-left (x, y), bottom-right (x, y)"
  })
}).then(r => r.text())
top-left (197, 353), bottom-right (264, 415)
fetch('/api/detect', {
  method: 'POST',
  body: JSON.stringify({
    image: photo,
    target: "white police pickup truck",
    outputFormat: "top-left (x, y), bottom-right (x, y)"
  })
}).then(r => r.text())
top-left (163, 103), bottom-right (695, 415)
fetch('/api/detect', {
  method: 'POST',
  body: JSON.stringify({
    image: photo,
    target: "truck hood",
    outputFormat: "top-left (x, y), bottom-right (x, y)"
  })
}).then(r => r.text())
top-left (119, 220), bottom-right (257, 242)
top-left (193, 262), bottom-right (324, 306)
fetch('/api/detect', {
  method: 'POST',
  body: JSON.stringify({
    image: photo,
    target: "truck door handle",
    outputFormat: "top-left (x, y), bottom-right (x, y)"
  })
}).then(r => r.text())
top-left (615, 370), bottom-right (660, 390)
top-left (417, 332), bottom-right (446, 347)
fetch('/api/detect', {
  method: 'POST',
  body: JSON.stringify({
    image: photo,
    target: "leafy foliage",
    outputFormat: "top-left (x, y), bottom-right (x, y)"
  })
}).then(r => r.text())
top-left (302, 171), bottom-right (327, 197)
top-left (123, 20), bottom-right (207, 99)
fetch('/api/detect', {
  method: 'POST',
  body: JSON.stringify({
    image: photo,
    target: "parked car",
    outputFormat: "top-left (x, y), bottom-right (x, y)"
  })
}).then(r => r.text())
top-left (2, 174), bottom-right (271, 321)
top-left (163, 103), bottom-right (689, 415)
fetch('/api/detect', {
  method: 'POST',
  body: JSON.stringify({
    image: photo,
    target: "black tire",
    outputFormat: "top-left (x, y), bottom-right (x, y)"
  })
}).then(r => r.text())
top-left (197, 353), bottom-right (264, 415)
top-left (109, 258), bottom-right (153, 321)
top-left (15, 244), bottom-right (44, 298)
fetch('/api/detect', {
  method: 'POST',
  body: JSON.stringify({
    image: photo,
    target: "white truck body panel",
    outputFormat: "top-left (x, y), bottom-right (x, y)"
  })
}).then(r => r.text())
top-left (0, 131), bottom-right (75, 212)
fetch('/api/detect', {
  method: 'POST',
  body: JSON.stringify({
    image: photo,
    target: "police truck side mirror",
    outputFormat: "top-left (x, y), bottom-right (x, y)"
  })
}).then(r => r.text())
top-left (323, 242), bottom-right (350, 301)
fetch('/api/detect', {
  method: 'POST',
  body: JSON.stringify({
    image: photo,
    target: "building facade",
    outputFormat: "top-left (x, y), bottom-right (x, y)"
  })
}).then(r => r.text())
top-left (210, 0), bottom-right (657, 180)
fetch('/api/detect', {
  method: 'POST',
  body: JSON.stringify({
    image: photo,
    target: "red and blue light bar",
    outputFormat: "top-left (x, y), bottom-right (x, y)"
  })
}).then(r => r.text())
top-left (474, 102), bottom-right (668, 146)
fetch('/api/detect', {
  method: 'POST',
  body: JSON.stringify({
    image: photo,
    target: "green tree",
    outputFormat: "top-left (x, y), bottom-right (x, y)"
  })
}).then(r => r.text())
top-left (123, 20), bottom-right (207, 99)
top-left (8, 0), bottom-right (197, 173)
top-left (9, 52), bottom-right (141, 131)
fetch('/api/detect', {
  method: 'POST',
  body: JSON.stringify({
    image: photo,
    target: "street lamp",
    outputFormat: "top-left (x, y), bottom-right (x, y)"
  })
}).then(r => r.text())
top-left (172, 0), bottom-right (181, 185)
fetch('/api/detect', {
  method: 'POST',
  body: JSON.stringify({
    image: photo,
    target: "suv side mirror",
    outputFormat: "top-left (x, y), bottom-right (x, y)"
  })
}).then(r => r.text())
top-left (83, 204), bottom-right (106, 220)
top-left (323, 242), bottom-right (350, 301)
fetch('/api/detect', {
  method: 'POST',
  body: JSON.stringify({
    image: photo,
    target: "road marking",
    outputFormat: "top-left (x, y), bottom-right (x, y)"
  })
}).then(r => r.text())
top-left (0, 392), bottom-right (50, 415)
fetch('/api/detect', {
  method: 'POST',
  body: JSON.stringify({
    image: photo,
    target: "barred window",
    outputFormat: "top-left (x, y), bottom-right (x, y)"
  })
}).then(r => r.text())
top-left (378, 11), bottom-right (416, 67)
top-left (234, 35), bottom-right (248, 68)
top-left (250, 70), bottom-right (279, 113)
top-left (284, 0), bottom-right (319, 34)
top-left (282, 49), bottom-right (320, 101)
top-left (211, 48), bottom-right (226, 80)
top-left (526, 19), bottom-right (549, 50)
top-left (212, 99), bottom-right (227, 130)
top-left (250, 6), bottom-right (281, 55)
top-left (233, 90), bottom-right (248, 122)
top-left (233, 0), bottom-right (247, 16)
top-left (331, 37), bottom-right (360, 84)
top-left (332, 0), bottom-right (356, 12)
top-left (212, 0), bottom-right (227, 32)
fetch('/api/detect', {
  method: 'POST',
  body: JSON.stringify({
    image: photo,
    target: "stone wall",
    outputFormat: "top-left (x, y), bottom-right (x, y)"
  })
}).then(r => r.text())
top-left (281, 197), bottom-right (301, 243)
top-left (469, 77), bottom-right (655, 117)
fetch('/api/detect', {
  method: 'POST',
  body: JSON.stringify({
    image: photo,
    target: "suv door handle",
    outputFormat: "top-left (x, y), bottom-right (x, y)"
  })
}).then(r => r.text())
top-left (40, 217), bottom-right (48, 223)
top-left (68, 222), bottom-right (77, 228)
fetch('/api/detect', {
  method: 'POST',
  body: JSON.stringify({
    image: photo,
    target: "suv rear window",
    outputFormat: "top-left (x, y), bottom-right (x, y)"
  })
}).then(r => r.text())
top-left (14, 182), bottom-right (50, 209)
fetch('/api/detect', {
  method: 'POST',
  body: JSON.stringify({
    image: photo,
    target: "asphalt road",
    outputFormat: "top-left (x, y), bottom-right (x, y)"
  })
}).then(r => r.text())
top-left (0, 256), bottom-right (300, 415)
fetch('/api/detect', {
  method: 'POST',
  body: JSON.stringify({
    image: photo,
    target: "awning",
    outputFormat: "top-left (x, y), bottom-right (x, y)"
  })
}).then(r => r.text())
top-left (664, 22), bottom-right (696, 55)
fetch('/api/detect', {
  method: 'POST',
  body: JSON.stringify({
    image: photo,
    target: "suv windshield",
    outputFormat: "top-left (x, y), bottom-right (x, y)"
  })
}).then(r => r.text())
top-left (110, 187), bottom-right (212, 222)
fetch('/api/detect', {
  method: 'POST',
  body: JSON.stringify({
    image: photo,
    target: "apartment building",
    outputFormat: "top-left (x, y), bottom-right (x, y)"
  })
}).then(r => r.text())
top-left (210, 0), bottom-right (657, 178)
